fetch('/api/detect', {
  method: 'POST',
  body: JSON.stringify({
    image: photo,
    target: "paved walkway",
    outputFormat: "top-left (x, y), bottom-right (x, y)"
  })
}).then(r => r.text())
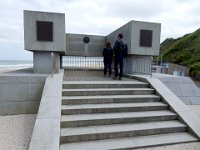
top-left (64, 70), bottom-right (135, 81)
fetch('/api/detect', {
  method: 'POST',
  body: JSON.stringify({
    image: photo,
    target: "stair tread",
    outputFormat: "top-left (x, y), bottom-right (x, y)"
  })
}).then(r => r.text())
top-left (61, 102), bottom-right (167, 110)
top-left (61, 120), bottom-right (186, 137)
top-left (60, 132), bottom-right (198, 150)
top-left (62, 94), bottom-right (160, 100)
top-left (63, 81), bottom-right (147, 84)
top-left (62, 88), bottom-right (154, 92)
top-left (61, 110), bottom-right (176, 122)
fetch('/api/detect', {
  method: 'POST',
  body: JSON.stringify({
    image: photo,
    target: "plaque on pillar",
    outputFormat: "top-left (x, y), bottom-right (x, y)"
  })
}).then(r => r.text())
top-left (36, 21), bottom-right (53, 42)
top-left (139, 29), bottom-right (153, 47)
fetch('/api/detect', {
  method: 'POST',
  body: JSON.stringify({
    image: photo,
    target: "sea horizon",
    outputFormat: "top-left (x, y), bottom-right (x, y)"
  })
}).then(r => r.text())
top-left (0, 57), bottom-right (104, 69)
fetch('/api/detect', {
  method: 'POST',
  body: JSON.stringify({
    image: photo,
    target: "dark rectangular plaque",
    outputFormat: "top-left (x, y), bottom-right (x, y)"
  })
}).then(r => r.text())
top-left (36, 21), bottom-right (53, 41)
top-left (140, 29), bottom-right (152, 47)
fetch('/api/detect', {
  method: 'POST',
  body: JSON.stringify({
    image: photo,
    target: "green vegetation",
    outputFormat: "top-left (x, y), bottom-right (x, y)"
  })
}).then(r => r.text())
top-left (157, 28), bottom-right (200, 74)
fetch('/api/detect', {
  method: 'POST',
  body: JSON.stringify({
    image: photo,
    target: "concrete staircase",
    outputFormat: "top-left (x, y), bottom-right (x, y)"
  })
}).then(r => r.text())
top-left (60, 80), bottom-right (198, 150)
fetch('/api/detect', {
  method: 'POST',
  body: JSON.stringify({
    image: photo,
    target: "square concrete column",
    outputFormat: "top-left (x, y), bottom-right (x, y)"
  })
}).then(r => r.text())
top-left (123, 55), bottom-right (152, 75)
top-left (33, 52), bottom-right (60, 74)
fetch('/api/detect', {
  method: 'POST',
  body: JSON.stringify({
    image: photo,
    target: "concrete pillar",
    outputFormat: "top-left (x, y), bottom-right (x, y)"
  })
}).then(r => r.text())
top-left (33, 52), bottom-right (60, 74)
top-left (124, 55), bottom-right (152, 75)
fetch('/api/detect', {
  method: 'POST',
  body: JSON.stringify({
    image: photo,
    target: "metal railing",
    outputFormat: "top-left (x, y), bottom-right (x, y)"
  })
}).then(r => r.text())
top-left (62, 56), bottom-right (104, 69)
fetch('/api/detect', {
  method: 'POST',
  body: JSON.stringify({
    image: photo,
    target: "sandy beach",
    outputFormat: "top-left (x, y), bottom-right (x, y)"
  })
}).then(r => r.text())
top-left (0, 114), bottom-right (36, 150)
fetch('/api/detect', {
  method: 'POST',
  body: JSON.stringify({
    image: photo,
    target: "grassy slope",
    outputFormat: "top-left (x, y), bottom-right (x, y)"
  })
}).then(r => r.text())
top-left (159, 28), bottom-right (200, 73)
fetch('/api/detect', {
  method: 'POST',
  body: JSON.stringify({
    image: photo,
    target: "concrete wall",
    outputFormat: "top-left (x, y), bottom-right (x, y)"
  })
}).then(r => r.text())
top-left (66, 33), bottom-right (105, 56)
top-left (107, 21), bottom-right (161, 56)
top-left (24, 10), bottom-right (66, 53)
top-left (167, 63), bottom-right (189, 76)
top-left (124, 55), bottom-right (152, 75)
top-left (33, 52), bottom-right (60, 74)
top-left (153, 74), bottom-right (200, 105)
top-left (0, 75), bottom-right (46, 115)
top-left (29, 70), bottom-right (64, 150)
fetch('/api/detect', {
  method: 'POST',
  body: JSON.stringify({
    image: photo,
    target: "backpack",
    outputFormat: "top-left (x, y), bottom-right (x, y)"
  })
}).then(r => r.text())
top-left (119, 41), bottom-right (128, 57)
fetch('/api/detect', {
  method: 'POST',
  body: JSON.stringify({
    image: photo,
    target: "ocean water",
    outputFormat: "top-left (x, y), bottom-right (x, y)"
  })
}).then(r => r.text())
top-left (0, 60), bottom-right (33, 69)
top-left (0, 57), bottom-right (104, 69)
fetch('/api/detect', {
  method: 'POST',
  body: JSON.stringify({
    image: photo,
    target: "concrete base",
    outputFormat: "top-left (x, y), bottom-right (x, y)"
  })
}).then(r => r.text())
top-left (33, 52), bottom-right (60, 74)
top-left (124, 55), bottom-right (152, 75)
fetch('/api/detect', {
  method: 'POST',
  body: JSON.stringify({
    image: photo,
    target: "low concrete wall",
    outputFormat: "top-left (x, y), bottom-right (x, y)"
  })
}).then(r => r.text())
top-left (29, 70), bottom-right (64, 150)
top-left (152, 74), bottom-right (200, 105)
top-left (0, 74), bottom-right (47, 115)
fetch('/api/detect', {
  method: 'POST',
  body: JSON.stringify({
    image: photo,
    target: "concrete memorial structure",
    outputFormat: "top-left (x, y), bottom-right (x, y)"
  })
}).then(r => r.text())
top-left (24, 10), bottom-right (66, 73)
top-left (21, 10), bottom-right (200, 150)
top-left (24, 10), bottom-right (161, 75)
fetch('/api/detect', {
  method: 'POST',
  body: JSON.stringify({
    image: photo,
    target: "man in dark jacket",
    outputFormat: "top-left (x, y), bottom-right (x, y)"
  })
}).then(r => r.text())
top-left (113, 33), bottom-right (127, 80)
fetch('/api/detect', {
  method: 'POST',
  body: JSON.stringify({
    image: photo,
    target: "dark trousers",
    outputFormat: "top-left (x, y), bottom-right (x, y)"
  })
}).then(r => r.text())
top-left (104, 59), bottom-right (112, 76)
top-left (114, 56), bottom-right (123, 78)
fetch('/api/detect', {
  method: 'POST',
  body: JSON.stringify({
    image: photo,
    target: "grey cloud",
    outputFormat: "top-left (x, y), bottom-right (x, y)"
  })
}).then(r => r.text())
top-left (0, 0), bottom-right (200, 60)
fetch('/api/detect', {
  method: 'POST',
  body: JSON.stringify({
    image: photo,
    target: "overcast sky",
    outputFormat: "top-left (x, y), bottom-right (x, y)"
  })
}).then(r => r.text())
top-left (0, 0), bottom-right (200, 60)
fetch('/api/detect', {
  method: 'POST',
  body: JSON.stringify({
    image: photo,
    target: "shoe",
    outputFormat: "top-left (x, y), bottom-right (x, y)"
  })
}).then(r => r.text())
top-left (119, 78), bottom-right (122, 80)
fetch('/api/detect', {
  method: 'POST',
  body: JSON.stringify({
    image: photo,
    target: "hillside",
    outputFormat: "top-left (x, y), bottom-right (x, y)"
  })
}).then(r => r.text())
top-left (159, 28), bottom-right (200, 74)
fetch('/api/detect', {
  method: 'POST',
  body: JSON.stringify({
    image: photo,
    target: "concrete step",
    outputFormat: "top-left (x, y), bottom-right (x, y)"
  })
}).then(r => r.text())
top-left (62, 81), bottom-right (149, 89)
top-left (60, 120), bottom-right (187, 143)
top-left (60, 132), bottom-right (198, 150)
top-left (61, 102), bottom-right (168, 115)
top-left (62, 95), bottom-right (161, 105)
top-left (61, 110), bottom-right (177, 127)
top-left (62, 88), bottom-right (155, 96)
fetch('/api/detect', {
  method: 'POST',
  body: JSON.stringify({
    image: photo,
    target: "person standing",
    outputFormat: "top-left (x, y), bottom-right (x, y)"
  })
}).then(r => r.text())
top-left (113, 33), bottom-right (128, 80)
top-left (103, 42), bottom-right (113, 77)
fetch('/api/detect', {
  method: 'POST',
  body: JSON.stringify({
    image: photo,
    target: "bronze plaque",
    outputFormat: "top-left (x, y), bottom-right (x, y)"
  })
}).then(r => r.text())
top-left (140, 30), bottom-right (152, 47)
top-left (36, 21), bottom-right (53, 41)
top-left (83, 36), bottom-right (90, 44)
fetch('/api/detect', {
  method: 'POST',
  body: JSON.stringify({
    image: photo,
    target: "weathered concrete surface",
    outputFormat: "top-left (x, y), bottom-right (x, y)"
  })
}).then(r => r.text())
top-left (29, 70), bottom-right (64, 150)
top-left (106, 21), bottom-right (161, 56)
top-left (153, 73), bottom-right (200, 105)
top-left (0, 74), bottom-right (46, 115)
top-left (124, 55), bottom-right (152, 74)
top-left (33, 51), bottom-right (60, 74)
top-left (66, 33), bottom-right (105, 56)
top-left (24, 10), bottom-right (66, 53)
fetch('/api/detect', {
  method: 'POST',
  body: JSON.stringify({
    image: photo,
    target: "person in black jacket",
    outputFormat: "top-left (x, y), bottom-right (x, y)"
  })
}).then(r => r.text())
top-left (103, 42), bottom-right (113, 77)
top-left (113, 33), bottom-right (127, 80)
